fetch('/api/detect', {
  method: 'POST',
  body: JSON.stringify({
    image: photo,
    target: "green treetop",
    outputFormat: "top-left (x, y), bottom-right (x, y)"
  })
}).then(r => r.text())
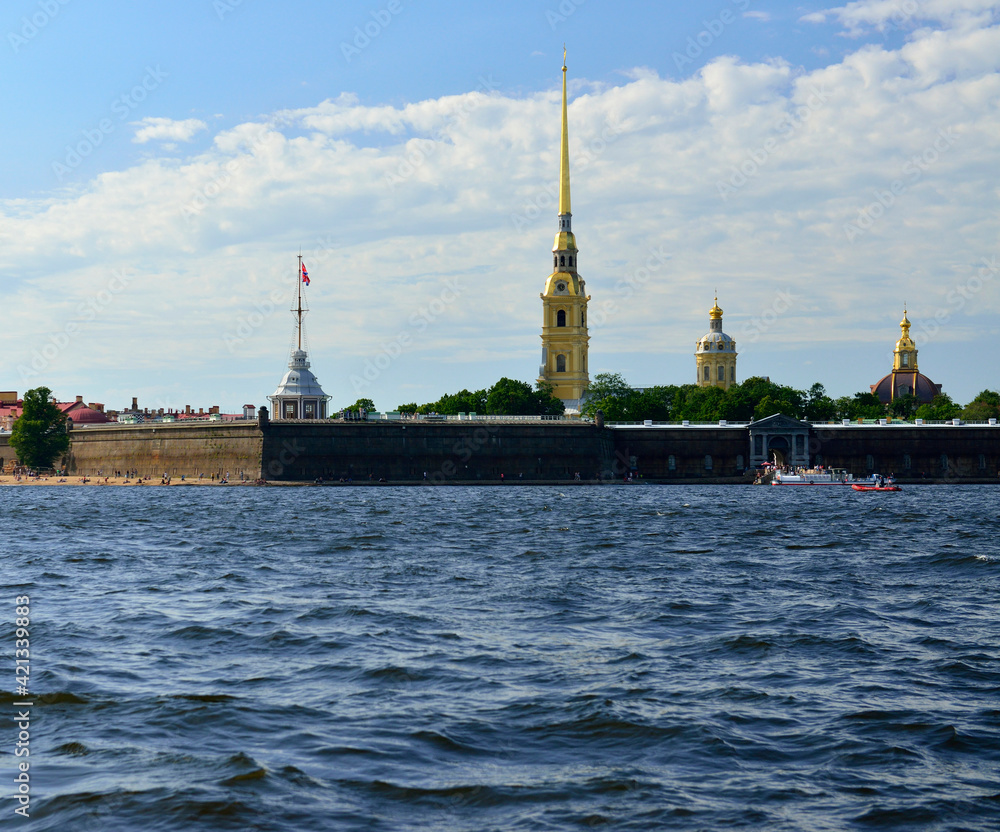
top-left (9, 387), bottom-right (70, 470)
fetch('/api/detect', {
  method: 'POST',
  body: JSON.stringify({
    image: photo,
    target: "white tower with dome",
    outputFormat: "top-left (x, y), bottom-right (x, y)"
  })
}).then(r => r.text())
top-left (268, 255), bottom-right (331, 420)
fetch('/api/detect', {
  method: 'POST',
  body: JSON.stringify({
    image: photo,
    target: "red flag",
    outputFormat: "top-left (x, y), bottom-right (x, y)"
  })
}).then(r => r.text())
top-left (301, 262), bottom-right (310, 285)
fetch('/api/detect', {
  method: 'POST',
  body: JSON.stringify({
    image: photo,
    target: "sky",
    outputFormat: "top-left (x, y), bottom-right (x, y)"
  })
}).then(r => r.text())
top-left (1, 0), bottom-right (998, 414)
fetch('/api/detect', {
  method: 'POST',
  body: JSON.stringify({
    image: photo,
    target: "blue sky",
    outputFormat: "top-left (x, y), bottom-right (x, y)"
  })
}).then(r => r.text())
top-left (2, 0), bottom-right (998, 412)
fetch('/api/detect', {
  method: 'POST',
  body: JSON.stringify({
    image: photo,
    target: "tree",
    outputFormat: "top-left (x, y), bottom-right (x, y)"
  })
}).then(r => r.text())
top-left (581, 372), bottom-right (632, 418)
top-left (485, 378), bottom-right (562, 416)
top-left (342, 397), bottom-right (376, 413)
top-left (962, 389), bottom-right (1000, 421)
top-left (804, 383), bottom-right (837, 421)
top-left (888, 393), bottom-right (918, 419)
top-left (9, 387), bottom-right (70, 470)
top-left (669, 384), bottom-right (726, 421)
top-left (401, 378), bottom-right (563, 417)
top-left (916, 393), bottom-right (961, 421)
top-left (530, 381), bottom-right (566, 416)
top-left (753, 394), bottom-right (795, 420)
top-left (720, 377), bottom-right (805, 421)
top-left (849, 392), bottom-right (885, 420)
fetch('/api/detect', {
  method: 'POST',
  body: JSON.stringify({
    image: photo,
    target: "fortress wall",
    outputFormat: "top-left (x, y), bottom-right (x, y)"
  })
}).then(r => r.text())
top-left (65, 422), bottom-right (263, 478)
top-left (610, 426), bottom-right (751, 479)
top-left (261, 420), bottom-right (617, 482)
top-left (8, 419), bottom-right (997, 483)
top-left (812, 425), bottom-right (1000, 481)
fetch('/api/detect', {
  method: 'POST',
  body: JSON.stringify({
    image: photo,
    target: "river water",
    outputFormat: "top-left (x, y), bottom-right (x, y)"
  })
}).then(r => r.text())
top-left (3, 484), bottom-right (999, 831)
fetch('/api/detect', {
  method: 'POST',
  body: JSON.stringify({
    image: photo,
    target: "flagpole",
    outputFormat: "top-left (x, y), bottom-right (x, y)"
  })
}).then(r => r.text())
top-left (296, 253), bottom-right (303, 351)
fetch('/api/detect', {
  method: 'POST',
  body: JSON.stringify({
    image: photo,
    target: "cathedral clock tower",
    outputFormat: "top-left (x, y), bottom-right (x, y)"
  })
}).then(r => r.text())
top-left (537, 52), bottom-right (590, 412)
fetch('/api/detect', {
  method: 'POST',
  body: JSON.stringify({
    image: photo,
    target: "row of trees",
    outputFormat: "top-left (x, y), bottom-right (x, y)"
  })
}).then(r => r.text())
top-left (393, 378), bottom-right (565, 416)
top-left (11, 379), bottom-right (999, 470)
top-left (580, 373), bottom-right (1000, 423)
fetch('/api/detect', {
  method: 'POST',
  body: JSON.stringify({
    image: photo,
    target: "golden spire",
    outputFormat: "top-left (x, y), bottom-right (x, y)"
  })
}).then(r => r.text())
top-left (900, 306), bottom-right (911, 336)
top-left (559, 48), bottom-right (571, 217)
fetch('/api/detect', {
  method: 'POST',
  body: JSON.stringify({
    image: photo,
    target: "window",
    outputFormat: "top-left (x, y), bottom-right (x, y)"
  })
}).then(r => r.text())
top-left (866, 454), bottom-right (875, 470)
top-left (556, 354), bottom-right (566, 372)
top-left (901, 353), bottom-right (909, 367)
top-left (795, 435), bottom-right (804, 454)
top-left (730, 366), bottom-right (735, 381)
top-left (979, 454), bottom-right (987, 470)
top-left (284, 402), bottom-right (296, 419)
top-left (754, 435), bottom-right (763, 455)
top-left (556, 309), bottom-right (566, 327)
top-left (940, 454), bottom-right (948, 471)
top-left (560, 255), bottom-right (565, 266)
top-left (581, 311), bottom-right (585, 326)
top-left (704, 454), bottom-right (713, 470)
top-left (668, 454), bottom-right (676, 470)
top-left (569, 256), bottom-right (574, 267)
top-left (718, 365), bottom-right (724, 381)
top-left (703, 365), bottom-right (710, 381)
top-left (736, 454), bottom-right (744, 469)
top-left (903, 453), bottom-right (911, 469)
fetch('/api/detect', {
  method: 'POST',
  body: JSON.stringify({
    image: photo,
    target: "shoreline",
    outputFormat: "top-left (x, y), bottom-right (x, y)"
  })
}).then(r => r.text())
top-left (2, 476), bottom-right (996, 487)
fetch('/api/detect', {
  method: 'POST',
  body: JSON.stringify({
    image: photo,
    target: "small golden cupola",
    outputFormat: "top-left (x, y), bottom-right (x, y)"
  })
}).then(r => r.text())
top-left (695, 296), bottom-right (737, 390)
top-left (537, 50), bottom-right (590, 412)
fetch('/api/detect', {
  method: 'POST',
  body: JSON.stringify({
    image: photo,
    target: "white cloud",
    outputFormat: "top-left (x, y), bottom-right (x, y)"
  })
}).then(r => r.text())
top-left (803, 0), bottom-right (1000, 35)
top-left (1, 15), bottom-right (999, 408)
top-left (132, 117), bottom-right (208, 144)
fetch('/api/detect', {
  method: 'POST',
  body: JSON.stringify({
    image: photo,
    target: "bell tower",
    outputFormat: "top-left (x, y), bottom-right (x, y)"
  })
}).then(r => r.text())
top-left (893, 308), bottom-right (918, 371)
top-left (537, 51), bottom-right (590, 412)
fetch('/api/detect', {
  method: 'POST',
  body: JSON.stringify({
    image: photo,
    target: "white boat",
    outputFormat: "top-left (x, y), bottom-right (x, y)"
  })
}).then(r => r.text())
top-left (770, 469), bottom-right (894, 486)
top-left (771, 468), bottom-right (851, 485)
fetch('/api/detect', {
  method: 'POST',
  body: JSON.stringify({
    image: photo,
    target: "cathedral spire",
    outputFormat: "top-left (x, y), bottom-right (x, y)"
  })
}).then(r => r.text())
top-left (538, 51), bottom-right (589, 413)
top-left (559, 46), bottom-right (571, 219)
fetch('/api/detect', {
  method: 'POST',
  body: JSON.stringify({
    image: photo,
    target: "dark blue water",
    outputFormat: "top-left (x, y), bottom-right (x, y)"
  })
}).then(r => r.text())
top-left (3, 484), bottom-right (999, 831)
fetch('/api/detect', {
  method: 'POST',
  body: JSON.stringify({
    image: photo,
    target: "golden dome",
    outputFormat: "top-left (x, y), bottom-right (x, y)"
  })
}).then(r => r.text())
top-left (709, 296), bottom-right (723, 320)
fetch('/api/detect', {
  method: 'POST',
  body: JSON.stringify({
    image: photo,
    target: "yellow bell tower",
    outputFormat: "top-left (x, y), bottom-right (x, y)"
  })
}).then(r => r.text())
top-left (537, 51), bottom-right (590, 411)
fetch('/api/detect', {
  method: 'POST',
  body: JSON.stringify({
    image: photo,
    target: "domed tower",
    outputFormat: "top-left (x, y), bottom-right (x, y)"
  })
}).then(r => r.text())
top-left (870, 308), bottom-right (942, 404)
top-left (268, 255), bottom-right (331, 420)
top-left (537, 51), bottom-right (590, 412)
top-left (695, 297), bottom-right (737, 390)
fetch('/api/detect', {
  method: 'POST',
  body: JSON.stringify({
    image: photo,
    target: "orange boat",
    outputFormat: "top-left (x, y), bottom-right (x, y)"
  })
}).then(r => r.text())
top-left (851, 484), bottom-right (902, 492)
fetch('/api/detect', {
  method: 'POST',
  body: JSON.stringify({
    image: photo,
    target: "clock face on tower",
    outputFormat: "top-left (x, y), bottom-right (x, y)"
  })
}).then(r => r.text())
top-left (556, 281), bottom-right (567, 294)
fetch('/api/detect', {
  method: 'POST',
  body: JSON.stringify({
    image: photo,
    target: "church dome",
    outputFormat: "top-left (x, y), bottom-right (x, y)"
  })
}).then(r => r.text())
top-left (272, 350), bottom-right (328, 398)
top-left (871, 371), bottom-right (941, 404)
top-left (870, 308), bottom-right (942, 404)
top-left (697, 298), bottom-right (735, 352)
top-left (67, 406), bottom-right (109, 424)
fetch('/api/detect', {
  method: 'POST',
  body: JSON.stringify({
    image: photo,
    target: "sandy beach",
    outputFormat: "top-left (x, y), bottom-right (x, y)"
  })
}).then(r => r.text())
top-left (0, 475), bottom-right (241, 486)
